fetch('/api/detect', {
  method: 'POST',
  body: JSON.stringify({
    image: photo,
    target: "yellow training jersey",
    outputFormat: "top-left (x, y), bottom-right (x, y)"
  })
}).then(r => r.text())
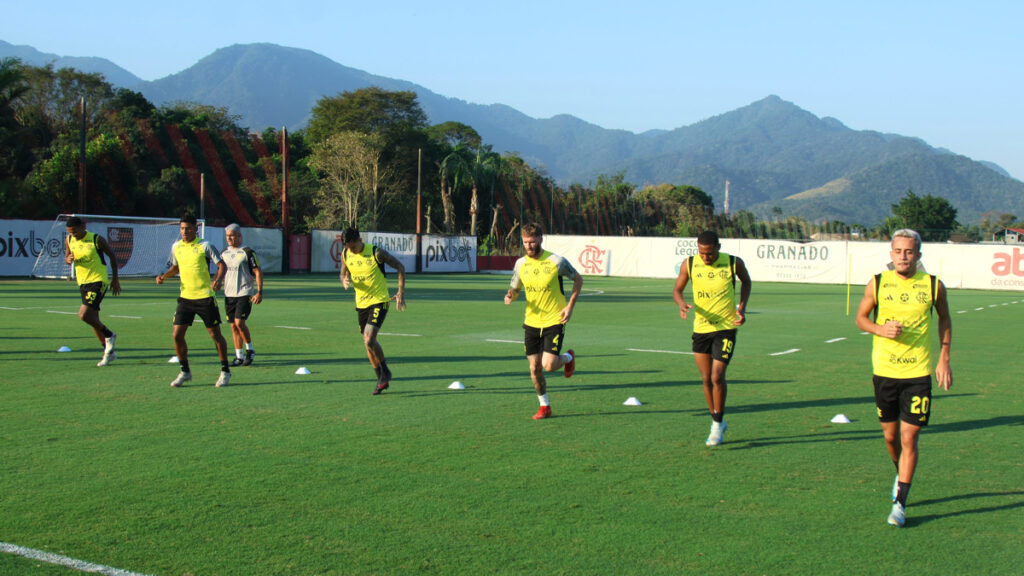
top-left (872, 270), bottom-right (935, 378)
top-left (344, 243), bottom-right (389, 308)
top-left (170, 238), bottom-right (221, 300)
top-left (690, 253), bottom-right (738, 334)
top-left (510, 250), bottom-right (578, 328)
top-left (68, 231), bottom-right (109, 286)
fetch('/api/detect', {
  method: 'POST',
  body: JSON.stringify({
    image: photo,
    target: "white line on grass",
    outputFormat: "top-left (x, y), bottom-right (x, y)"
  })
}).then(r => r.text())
top-left (486, 339), bottom-right (521, 344)
top-left (825, 337), bottom-right (846, 343)
top-left (770, 349), bottom-right (801, 356)
top-left (0, 306), bottom-right (24, 310)
top-left (957, 310), bottom-right (967, 314)
top-left (626, 348), bottom-right (694, 355)
top-left (46, 310), bottom-right (76, 315)
top-left (0, 541), bottom-right (153, 576)
top-left (975, 307), bottom-right (985, 311)
top-left (274, 325), bottom-right (312, 330)
top-left (110, 315), bottom-right (142, 319)
top-left (380, 332), bottom-right (422, 337)
top-left (579, 290), bottom-right (605, 296)
top-left (989, 304), bottom-right (998, 308)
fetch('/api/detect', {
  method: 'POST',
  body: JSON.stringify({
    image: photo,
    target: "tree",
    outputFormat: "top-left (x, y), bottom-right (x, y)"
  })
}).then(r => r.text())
top-left (978, 210), bottom-right (1019, 238)
top-left (307, 88), bottom-right (431, 231)
top-left (307, 87), bottom-right (427, 146)
top-left (468, 147), bottom-right (500, 236)
top-left (668, 184), bottom-right (714, 236)
top-left (887, 190), bottom-right (959, 241)
top-left (425, 121), bottom-right (481, 150)
top-left (0, 57), bottom-right (30, 210)
top-left (439, 146), bottom-right (471, 234)
top-left (308, 131), bottom-right (397, 230)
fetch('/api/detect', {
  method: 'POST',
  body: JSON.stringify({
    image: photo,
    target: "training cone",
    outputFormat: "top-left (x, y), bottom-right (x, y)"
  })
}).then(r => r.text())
top-left (623, 397), bottom-right (642, 406)
top-left (57, 346), bottom-right (72, 352)
top-left (448, 381), bottom-right (465, 390)
top-left (830, 413), bottom-right (851, 423)
top-left (168, 356), bottom-right (179, 363)
top-left (295, 367), bottom-right (311, 375)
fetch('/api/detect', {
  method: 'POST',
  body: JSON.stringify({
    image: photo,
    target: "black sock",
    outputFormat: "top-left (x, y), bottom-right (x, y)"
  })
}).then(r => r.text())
top-left (711, 411), bottom-right (724, 423)
top-left (180, 359), bottom-right (190, 373)
top-left (221, 361), bottom-right (230, 372)
top-left (101, 326), bottom-right (113, 338)
top-left (896, 482), bottom-right (911, 506)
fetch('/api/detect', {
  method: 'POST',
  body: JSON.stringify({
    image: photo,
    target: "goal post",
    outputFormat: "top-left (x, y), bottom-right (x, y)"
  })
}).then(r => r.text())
top-left (31, 214), bottom-right (204, 279)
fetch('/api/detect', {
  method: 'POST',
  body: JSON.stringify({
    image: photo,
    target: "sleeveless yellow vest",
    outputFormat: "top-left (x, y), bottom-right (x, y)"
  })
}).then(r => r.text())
top-left (690, 253), bottom-right (737, 334)
top-left (344, 243), bottom-right (389, 308)
top-left (68, 231), bottom-right (108, 285)
top-left (872, 270), bottom-right (935, 378)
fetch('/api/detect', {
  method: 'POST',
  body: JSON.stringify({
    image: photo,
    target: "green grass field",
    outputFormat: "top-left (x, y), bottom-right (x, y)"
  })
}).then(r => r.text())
top-left (1, 274), bottom-right (1022, 576)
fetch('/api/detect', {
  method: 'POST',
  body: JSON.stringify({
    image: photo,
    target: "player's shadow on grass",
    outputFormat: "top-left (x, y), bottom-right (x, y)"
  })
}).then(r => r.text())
top-left (907, 491), bottom-right (1024, 527)
top-left (719, 393), bottom-right (977, 417)
top-left (928, 414), bottom-right (1024, 433)
top-left (394, 372), bottom-right (669, 398)
top-left (726, 428), bottom-right (880, 450)
top-left (710, 394), bottom-right (868, 415)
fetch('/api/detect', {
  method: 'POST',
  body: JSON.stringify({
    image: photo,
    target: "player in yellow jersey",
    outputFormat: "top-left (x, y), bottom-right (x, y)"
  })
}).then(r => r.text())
top-left (673, 230), bottom-right (751, 446)
top-left (63, 216), bottom-right (121, 366)
top-left (156, 214), bottom-right (232, 388)
top-left (855, 229), bottom-right (952, 527)
top-left (504, 223), bottom-right (583, 420)
top-left (339, 228), bottom-right (406, 395)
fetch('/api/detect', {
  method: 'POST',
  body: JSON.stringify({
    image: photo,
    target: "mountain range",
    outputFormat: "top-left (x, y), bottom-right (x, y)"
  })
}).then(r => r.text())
top-left (4, 39), bottom-right (1023, 226)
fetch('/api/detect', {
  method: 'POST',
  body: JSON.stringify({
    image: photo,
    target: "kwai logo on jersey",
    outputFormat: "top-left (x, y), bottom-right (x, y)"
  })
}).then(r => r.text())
top-left (106, 227), bottom-right (134, 268)
top-left (578, 245), bottom-right (606, 275)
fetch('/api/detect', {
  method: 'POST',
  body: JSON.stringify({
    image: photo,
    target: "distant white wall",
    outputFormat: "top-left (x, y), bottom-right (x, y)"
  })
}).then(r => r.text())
top-left (541, 235), bottom-right (1024, 291)
top-left (0, 219), bottom-right (282, 276)
top-left (310, 230), bottom-right (476, 273)
top-left (0, 219), bottom-right (63, 276)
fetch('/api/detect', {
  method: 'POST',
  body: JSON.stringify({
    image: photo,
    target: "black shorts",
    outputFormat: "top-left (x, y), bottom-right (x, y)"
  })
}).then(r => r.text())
top-left (357, 302), bottom-right (389, 332)
top-left (873, 375), bottom-right (933, 426)
top-left (79, 281), bottom-right (108, 311)
top-left (225, 296), bottom-right (253, 321)
top-left (174, 297), bottom-right (223, 328)
top-left (692, 329), bottom-right (738, 364)
top-left (524, 324), bottom-right (565, 357)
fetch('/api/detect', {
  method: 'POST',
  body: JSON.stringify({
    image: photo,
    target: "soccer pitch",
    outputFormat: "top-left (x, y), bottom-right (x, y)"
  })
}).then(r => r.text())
top-left (1, 274), bottom-right (1022, 575)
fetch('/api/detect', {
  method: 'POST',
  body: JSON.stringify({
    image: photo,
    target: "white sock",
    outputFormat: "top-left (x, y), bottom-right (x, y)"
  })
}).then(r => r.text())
top-left (562, 351), bottom-right (573, 363)
top-left (245, 343), bottom-right (254, 352)
top-left (538, 394), bottom-right (549, 407)
top-left (235, 348), bottom-right (244, 359)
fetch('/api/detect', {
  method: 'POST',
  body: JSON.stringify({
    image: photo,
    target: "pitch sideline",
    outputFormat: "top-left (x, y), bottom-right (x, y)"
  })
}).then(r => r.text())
top-left (0, 541), bottom-right (153, 576)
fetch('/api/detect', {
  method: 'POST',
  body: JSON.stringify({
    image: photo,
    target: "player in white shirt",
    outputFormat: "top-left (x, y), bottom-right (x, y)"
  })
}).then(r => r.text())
top-left (221, 224), bottom-right (263, 366)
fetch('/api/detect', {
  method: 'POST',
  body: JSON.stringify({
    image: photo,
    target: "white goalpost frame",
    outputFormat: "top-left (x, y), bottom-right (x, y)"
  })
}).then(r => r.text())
top-left (31, 214), bottom-right (205, 279)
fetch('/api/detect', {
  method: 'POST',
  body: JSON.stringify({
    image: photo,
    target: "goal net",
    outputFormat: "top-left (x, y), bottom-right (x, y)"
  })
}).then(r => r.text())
top-left (31, 214), bottom-right (205, 279)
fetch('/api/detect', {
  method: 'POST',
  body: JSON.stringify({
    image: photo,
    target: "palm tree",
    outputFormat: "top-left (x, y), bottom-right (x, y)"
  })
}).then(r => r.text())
top-left (439, 145), bottom-right (471, 234)
top-left (468, 147), bottom-right (500, 236)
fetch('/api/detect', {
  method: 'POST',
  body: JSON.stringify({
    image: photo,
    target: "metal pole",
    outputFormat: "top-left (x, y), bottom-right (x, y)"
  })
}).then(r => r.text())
top-left (281, 127), bottom-right (290, 274)
top-left (415, 148), bottom-right (422, 273)
top-left (200, 173), bottom-right (205, 221)
top-left (78, 97), bottom-right (86, 213)
top-left (549, 182), bottom-right (554, 233)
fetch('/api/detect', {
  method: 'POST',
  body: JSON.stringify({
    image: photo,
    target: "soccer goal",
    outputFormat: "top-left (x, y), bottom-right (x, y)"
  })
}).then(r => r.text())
top-left (31, 214), bottom-right (204, 279)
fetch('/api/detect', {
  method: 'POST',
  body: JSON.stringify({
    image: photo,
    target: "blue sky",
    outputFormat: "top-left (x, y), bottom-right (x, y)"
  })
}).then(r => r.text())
top-left (3, 0), bottom-right (1022, 181)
